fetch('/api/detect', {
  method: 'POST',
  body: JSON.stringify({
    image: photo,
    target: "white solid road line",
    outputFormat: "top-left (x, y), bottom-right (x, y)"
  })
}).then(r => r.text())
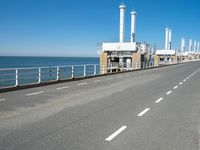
top-left (173, 86), bottom-right (178, 89)
top-left (105, 126), bottom-right (127, 141)
top-left (0, 99), bottom-right (6, 102)
top-left (155, 97), bottom-right (164, 104)
top-left (166, 90), bottom-right (172, 95)
top-left (77, 82), bottom-right (87, 86)
top-left (137, 108), bottom-right (150, 117)
top-left (179, 82), bottom-right (183, 85)
top-left (125, 74), bottom-right (130, 77)
top-left (26, 91), bottom-right (44, 96)
top-left (56, 86), bottom-right (69, 90)
top-left (94, 80), bottom-right (101, 83)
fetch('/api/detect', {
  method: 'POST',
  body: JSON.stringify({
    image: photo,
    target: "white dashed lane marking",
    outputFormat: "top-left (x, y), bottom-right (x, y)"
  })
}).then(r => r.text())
top-left (173, 86), bottom-right (178, 89)
top-left (155, 97), bottom-right (164, 104)
top-left (137, 108), bottom-right (150, 117)
top-left (0, 99), bottom-right (6, 102)
top-left (166, 90), bottom-right (172, 95)
top-left (179, 82), bottom-right (183, 85)
top-left (26, 91), bottom-right (44, 96)
top-left (105, 126), bottom-right (127, 141)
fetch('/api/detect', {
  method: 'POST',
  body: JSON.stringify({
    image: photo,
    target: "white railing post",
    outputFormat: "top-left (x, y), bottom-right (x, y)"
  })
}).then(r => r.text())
top-left (56, 67), bottom-right (60, 81)
top-left (94, 65), bottom-right (96, 76)
top-left (84, 65), bottom-right (86, 77)
top-left (38, 68), bottom-right (41, 83)
top-left (71, 66), bottom-right (74, 78)
top-left (15, 69), bottom-right (19, 86)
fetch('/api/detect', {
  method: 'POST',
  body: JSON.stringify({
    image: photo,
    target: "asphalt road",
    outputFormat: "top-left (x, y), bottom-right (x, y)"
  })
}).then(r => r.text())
top-left (0, 61), bottom-right (200, 150)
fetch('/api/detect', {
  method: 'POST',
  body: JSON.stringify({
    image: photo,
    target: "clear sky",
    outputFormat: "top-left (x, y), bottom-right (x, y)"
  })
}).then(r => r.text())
top-left (0, 0), bottom-right (199, 57)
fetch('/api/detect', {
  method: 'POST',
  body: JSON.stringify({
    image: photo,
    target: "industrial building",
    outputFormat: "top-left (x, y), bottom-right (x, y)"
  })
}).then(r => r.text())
top-left (99, 3), bottom-right (151, 74)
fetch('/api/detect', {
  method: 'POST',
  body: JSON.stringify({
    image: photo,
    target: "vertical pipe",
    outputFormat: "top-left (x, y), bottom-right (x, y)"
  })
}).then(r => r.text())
top-left (38, 68), bottom-right (41, 83)
top-left (119, 3), bottom-right (126, 43)
top-left (15, 69), bottom-right (19, 86)
top-left (165, 28), bottom-right (169, 50)
top-left (56, 67), bottom-right (60, 81)
top-left (131, 11), bottom-right (137, 43)
top-left (94, 65), bottom-right (96, 76)
top-left (197, 41), bottom-right (200, 53)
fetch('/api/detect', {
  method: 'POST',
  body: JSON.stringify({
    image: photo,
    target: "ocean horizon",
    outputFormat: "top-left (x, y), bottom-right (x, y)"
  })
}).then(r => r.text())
top-left (0, 56), bottom-right (99, 69)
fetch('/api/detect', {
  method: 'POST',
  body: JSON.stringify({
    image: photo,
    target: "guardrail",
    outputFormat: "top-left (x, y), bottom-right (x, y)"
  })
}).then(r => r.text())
top-left (0, 60), bottom-right (196, 90)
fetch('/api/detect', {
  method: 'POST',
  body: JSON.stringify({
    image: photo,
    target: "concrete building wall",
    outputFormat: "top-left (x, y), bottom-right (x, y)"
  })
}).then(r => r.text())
top-left (132, 52), bottom-right (141, 69)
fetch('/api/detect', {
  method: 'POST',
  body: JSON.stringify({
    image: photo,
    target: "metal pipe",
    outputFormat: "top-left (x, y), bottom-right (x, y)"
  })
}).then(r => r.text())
top-left (15, 69), bottom-right (19, 86)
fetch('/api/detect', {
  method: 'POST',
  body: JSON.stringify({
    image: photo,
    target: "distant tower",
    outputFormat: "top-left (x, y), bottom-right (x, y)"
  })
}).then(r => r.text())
top-left (165, 28), bottom-right (169, 50)
top-left (119, 3), bottom-right (126, 43)
top-left (194, 40), bottom-right (197, 53)
top-left (181, 38), bottom-right (185, 53)
top-left (168, 29), bottom-right (172, 50)
top-left (198, 41), bottom-right (200, 53)
top-left (189, 39), bottom-right (193, 52)
top-left (130, 10), bottom-right (137, 43)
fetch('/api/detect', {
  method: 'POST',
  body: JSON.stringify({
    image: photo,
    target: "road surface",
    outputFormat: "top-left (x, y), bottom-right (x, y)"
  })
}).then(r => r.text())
top-left (0, 61), bottom-right (200, 150)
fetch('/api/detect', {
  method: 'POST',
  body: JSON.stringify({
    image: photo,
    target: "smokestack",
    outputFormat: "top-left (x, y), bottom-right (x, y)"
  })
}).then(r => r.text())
top-left (130, 10), bottom-right (137, 43)
top-left (165, 28), bottom-right (169, 50)
top-left (168, 29), bottom-right (172, 50)
top-left (198, 41), bottom-right (200, 53)
top-left (194, 40), bottom-right (197, 53)
top-left (119, 3), bottom-right (126, 43)
top-left (189, 39), bottom-right (193, 52)
top-left (181, 38), bottom-right (185, 53)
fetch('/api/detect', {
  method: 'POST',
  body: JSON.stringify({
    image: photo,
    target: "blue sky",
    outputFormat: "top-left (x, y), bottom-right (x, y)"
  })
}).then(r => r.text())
top-left (0, 0), bottom-right (199, 57)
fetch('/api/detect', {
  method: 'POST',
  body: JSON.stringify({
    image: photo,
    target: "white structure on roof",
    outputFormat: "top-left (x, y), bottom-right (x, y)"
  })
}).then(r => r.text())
top-left (194, 40), bottom-right (197, 53)
top-left (102, 43), bottom-right (136, 51)
top-left (156, 50), bottom-right (176, 55)
top-left (197, 41), bottom-right (200, 53)
top-left (168, 29), bottom-right (172, 50)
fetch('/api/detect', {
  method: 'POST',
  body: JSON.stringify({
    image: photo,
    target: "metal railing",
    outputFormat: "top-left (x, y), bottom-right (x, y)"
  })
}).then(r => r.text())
top-left (0, 59), bottom-right (197, 89)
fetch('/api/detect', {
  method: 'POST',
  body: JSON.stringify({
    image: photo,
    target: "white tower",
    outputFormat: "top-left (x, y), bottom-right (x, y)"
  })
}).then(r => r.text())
top-left (189, 39), bottom-right (193, 52)
top-left (131, 10), bottom-right (137, 43)
top-left (168, 29), bottom-right (172, 50)
top-left (165, 28), bottom-right (169, 50)
top-left (181, 38), bottom-right (185, 53)
top-left (194, 40), bottom-right (197, 53)
top-left (198, 41), bottom-right (200, 53)
top-left (119, 3), bottom-right (126, 43)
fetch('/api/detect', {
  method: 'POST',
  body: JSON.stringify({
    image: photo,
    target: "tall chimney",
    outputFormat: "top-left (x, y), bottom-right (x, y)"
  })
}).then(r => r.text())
top-left (168, 29), bottom-right (172, 50)
top-left (194, 40), bottom-right (197, 53)
top-left (119, 3), bottom-right (126, 43)
top-left (165, 28), bottom-right (169, 50)
top-left (130, 10), bottom-right (137, 43)
top-left (198, 41), bottom-right (200, 53)
top-left (181, 38), bottom-right (185, 53)
top-left (189, 39), bottom-right (193, 52)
